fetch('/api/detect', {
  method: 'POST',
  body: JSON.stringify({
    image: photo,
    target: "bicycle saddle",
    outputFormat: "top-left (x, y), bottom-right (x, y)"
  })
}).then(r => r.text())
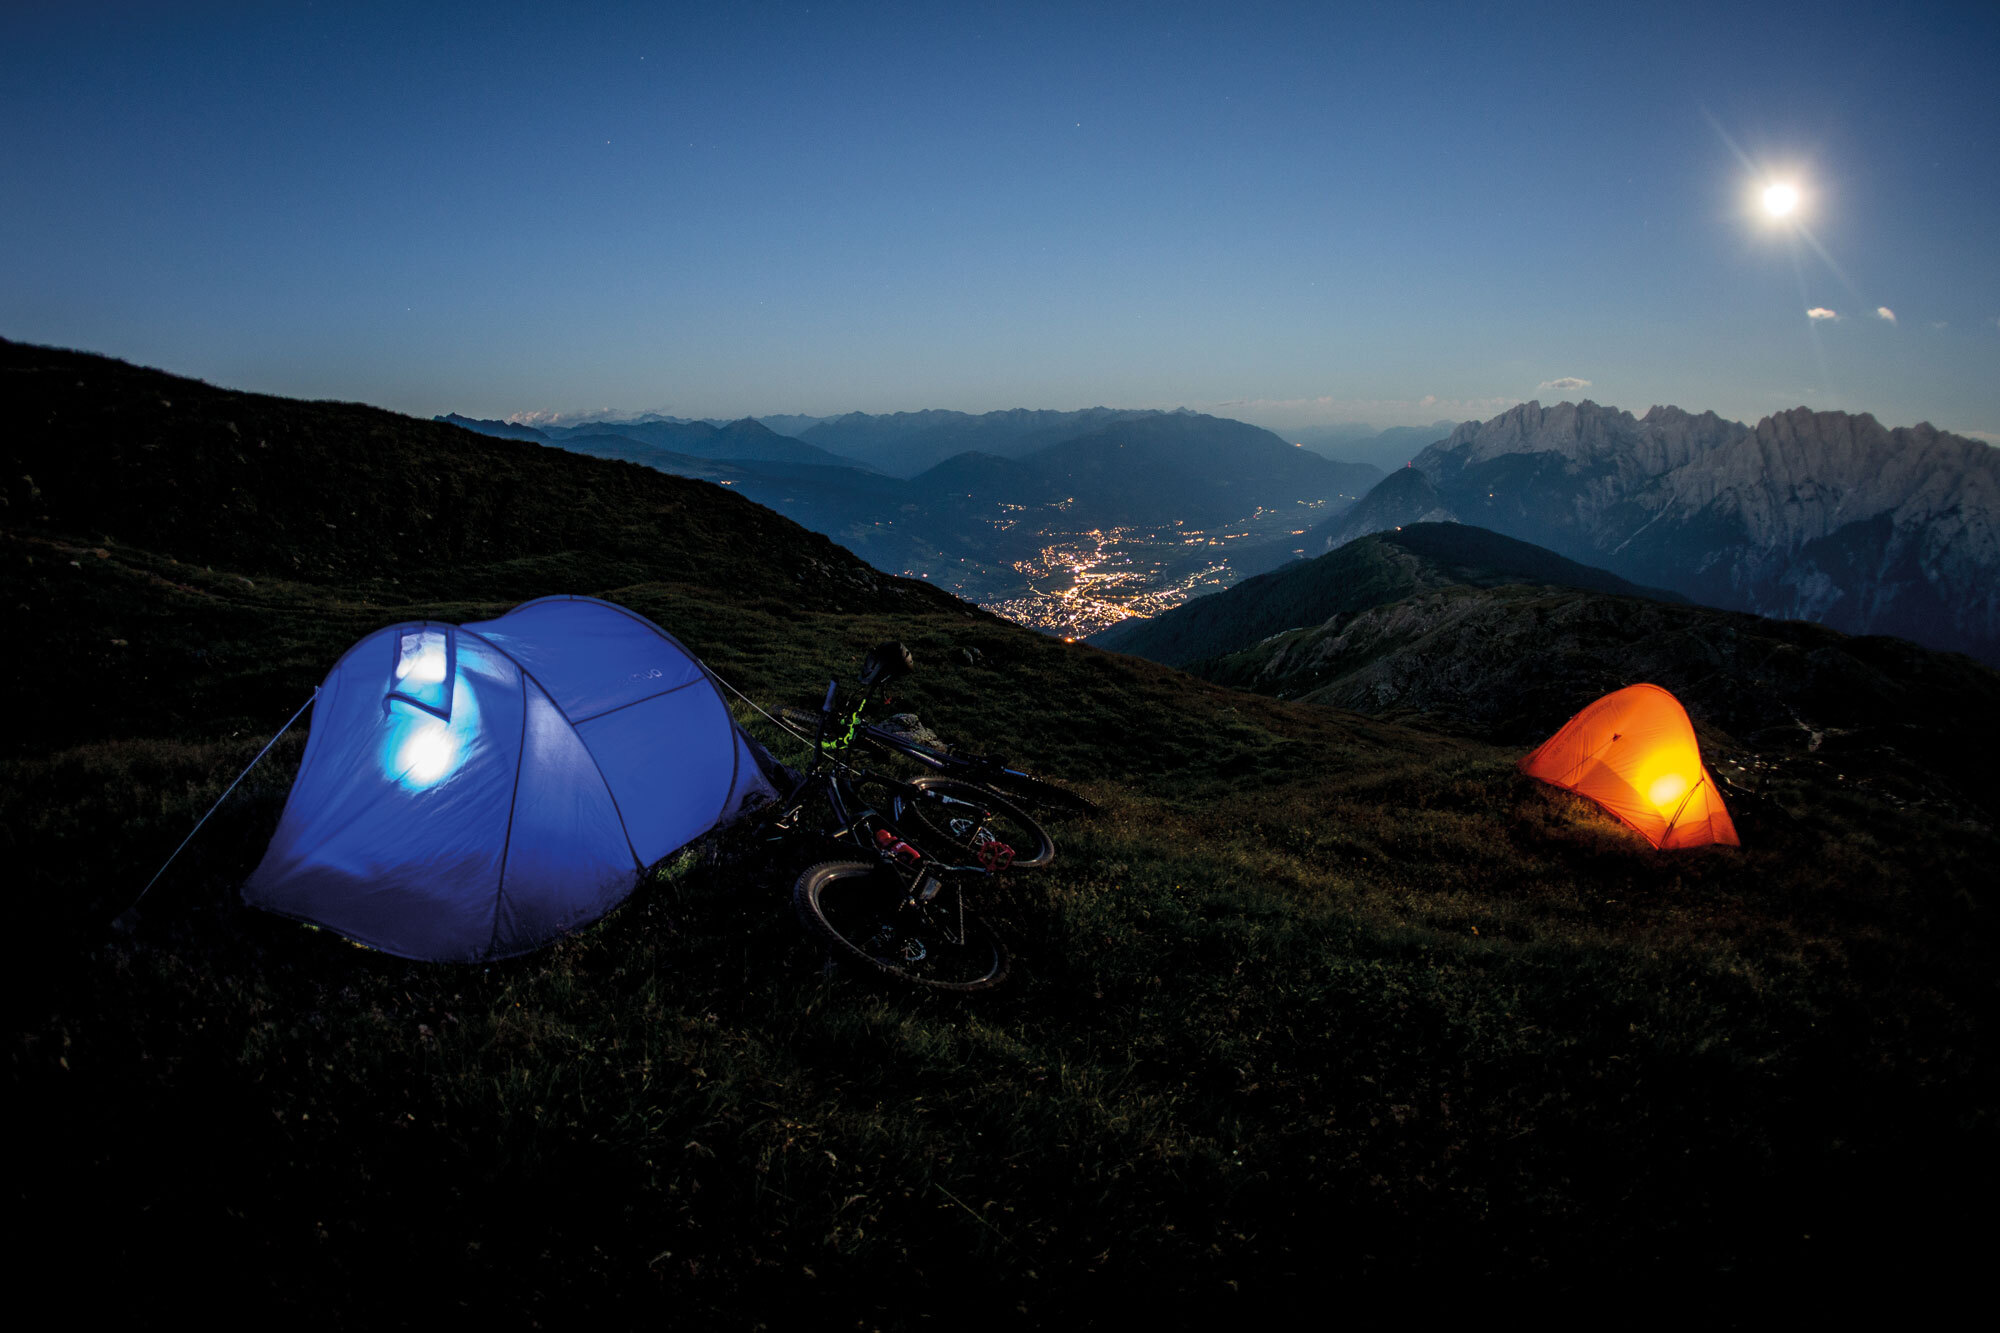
top-left (858, 640), bottom-right (915, 687)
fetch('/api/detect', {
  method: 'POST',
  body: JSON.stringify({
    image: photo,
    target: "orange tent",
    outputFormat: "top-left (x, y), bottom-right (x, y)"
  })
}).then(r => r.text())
top-left (1519, 683), bottom-right (1738, 849)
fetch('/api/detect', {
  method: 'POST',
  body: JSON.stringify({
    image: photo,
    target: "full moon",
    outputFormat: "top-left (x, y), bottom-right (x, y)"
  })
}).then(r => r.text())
top-left (1763, 182), bottom-right (1799, 217)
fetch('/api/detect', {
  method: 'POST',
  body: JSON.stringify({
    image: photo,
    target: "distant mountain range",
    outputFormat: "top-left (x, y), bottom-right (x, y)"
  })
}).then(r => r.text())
top-left (1286, 401), bottom-right (1998, 664)
top-left (442, 394), bottom-right (1997, 664)
top-left (442, 409), bottom-right (1382, 609)
top-left (434, 413), bottom-right (550, 443)
top-left (962, 412), bottom-right (1378, 528)
top-left (444, 409), bottom-right (1449, 478)
top-left (541, 416), bottom-right (865, 469)
top-left (796, 407), bottom-right (1164, 477)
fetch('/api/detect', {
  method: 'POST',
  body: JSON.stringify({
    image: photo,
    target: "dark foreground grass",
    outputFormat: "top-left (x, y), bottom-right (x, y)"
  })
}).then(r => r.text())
top-left (9, 549), bottom-right (1996, 1328)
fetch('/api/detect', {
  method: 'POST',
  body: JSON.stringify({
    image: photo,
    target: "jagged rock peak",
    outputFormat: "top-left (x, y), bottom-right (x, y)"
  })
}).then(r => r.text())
top-left (1422, 399), bottom-right (1748, 479)
top-left (1669, 408), bottom-right (2000, 549)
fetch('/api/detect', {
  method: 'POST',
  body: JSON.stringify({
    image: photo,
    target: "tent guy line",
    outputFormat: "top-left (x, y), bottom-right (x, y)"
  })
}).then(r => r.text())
top-left (114, 687), bottom-right (321, 931)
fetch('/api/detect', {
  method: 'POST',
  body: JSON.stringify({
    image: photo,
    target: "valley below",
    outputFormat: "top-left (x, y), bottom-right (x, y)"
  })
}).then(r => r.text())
top-left (538, 410), bottom-right (1366, 640)
top-left (899, 500), bottom-right (1333, 637)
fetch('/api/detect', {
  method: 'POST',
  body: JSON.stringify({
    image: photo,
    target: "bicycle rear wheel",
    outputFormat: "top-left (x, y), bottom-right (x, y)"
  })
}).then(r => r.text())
top-left (891, 777), bottom-right (1055, 870)
top-left (776, 706), bottom-right (824, 745)
top-left (977, 769), bottom-right (1100, 819)
top-left (792, 860), bottom-right (1010, 992)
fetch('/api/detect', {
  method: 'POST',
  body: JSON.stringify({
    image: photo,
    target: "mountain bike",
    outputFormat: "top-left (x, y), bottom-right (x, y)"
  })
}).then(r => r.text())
top-left (774, 680), bottom-right (1098, 820)
top-left (765, 643), bottom-right (1053, 992)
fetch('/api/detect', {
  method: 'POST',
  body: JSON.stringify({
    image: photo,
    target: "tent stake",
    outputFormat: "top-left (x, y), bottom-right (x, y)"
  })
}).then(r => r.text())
top-left (113, 689), bottom-right (318, 933)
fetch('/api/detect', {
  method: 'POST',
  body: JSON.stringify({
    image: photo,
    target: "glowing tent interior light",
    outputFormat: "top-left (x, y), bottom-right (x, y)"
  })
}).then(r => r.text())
top-left (1647, 772), bottom-right (1690, 810)
top-left (396, 718), bottom-right (459, 785)
top-left (1519, 684), bottom-right (1738, 850)
top-left (380, 627), bottom-right (476, 790)
top-left (381, 685), bottom-right (481, 791)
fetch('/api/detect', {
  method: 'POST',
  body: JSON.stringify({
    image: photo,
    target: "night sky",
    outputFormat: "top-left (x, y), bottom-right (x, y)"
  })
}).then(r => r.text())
top-left (4, 1), bottom-right (1995, 439)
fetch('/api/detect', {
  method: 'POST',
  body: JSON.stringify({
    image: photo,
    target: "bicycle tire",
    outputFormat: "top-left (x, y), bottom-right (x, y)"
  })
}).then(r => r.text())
top-left (892, 777), bottom-right (1055, 870)
top-left (976, 770), bottom-right (1100, 819)
top-left (783, 707), bottom-right (1093, 819)
top-left (776, 706), bottom-right (824, 745)
top-left (858, 723), bottom-right (1096, 817)
top-left (792, 860), bottom-right (1010, 992)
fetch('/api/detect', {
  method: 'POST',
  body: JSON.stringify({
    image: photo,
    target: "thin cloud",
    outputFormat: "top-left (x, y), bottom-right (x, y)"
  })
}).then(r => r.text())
top-left (1538, 377), bottom-right (1592, 393)
top-left (1807, 307), bottom-right (1839, 321)
top-left (1875, 307), bottom-right (1897, 324)
top-left (504, 405), bottom-right (683, 426)
top-left (506, 407), bottom-right (617, 426)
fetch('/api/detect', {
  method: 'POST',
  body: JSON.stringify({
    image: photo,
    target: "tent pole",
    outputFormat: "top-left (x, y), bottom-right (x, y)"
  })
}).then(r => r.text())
top-left (113, 689), bottom-right (319, 932)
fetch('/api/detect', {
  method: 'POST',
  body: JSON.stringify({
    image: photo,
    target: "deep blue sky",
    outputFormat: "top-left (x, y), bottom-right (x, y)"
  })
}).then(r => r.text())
top-left (3, 1), bottom-right (1995, 439)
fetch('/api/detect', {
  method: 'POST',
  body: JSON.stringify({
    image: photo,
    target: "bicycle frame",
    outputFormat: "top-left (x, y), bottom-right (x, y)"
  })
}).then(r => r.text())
top-left (767, 679), bottom-right (926, 862)
top-left (767, 678), bottom-right (1024, 876)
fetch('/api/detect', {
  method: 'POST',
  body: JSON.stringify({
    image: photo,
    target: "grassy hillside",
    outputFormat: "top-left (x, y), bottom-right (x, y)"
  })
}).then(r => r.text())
top-left (1198, 581), bottom-right (2000, 821)
top-left (6, 341), bottom-right (1996, 1325)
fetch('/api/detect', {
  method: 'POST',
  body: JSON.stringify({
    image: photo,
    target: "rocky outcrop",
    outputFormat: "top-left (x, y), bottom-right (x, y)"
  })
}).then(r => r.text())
top-left (1639, 410), bottom-right (2000, 647)
top-left (1430, 400), bottom-right (1746, 478)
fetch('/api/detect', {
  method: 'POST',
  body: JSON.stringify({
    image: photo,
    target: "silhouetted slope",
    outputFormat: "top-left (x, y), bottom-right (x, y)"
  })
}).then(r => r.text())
top-left (1022, 412), bottom-right (1378, 526)
top-left (545, 415), bottom-right (863, 468)
top-left (907, 450), bottom-right (1060, 504)
top-left (1093, 523), bottom-right (1676, 666)
top-left (0, 337), bottom-right (963, 609)
top-left (800, 406), bottom-right (1160, 477)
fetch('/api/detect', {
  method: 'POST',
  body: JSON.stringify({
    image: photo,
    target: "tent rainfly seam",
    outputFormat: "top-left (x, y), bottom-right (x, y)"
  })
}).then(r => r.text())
top-left (456, 625), bottom-right (646, 873)
top-left (485, 665), bottom-right (533, 961)
top-left (568, 675), bottom-right (707, 727)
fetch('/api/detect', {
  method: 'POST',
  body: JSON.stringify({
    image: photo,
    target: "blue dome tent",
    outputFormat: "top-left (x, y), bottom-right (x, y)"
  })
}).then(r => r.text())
top-left (243, 596), bottom-right (778, 961)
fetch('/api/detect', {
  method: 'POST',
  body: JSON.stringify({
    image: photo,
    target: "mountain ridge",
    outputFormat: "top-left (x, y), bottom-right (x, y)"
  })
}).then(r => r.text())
top-left (1091, 522), bottom-right (1684, 666)
top-left (1304, 399), bottom-right (1997, 662)
top-left (799, 406), bottom-right (1165, 477)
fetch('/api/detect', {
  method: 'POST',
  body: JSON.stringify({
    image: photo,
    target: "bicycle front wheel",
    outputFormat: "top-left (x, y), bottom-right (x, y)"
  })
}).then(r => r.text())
top-left (792, 860), bottom-right (1010, 992)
